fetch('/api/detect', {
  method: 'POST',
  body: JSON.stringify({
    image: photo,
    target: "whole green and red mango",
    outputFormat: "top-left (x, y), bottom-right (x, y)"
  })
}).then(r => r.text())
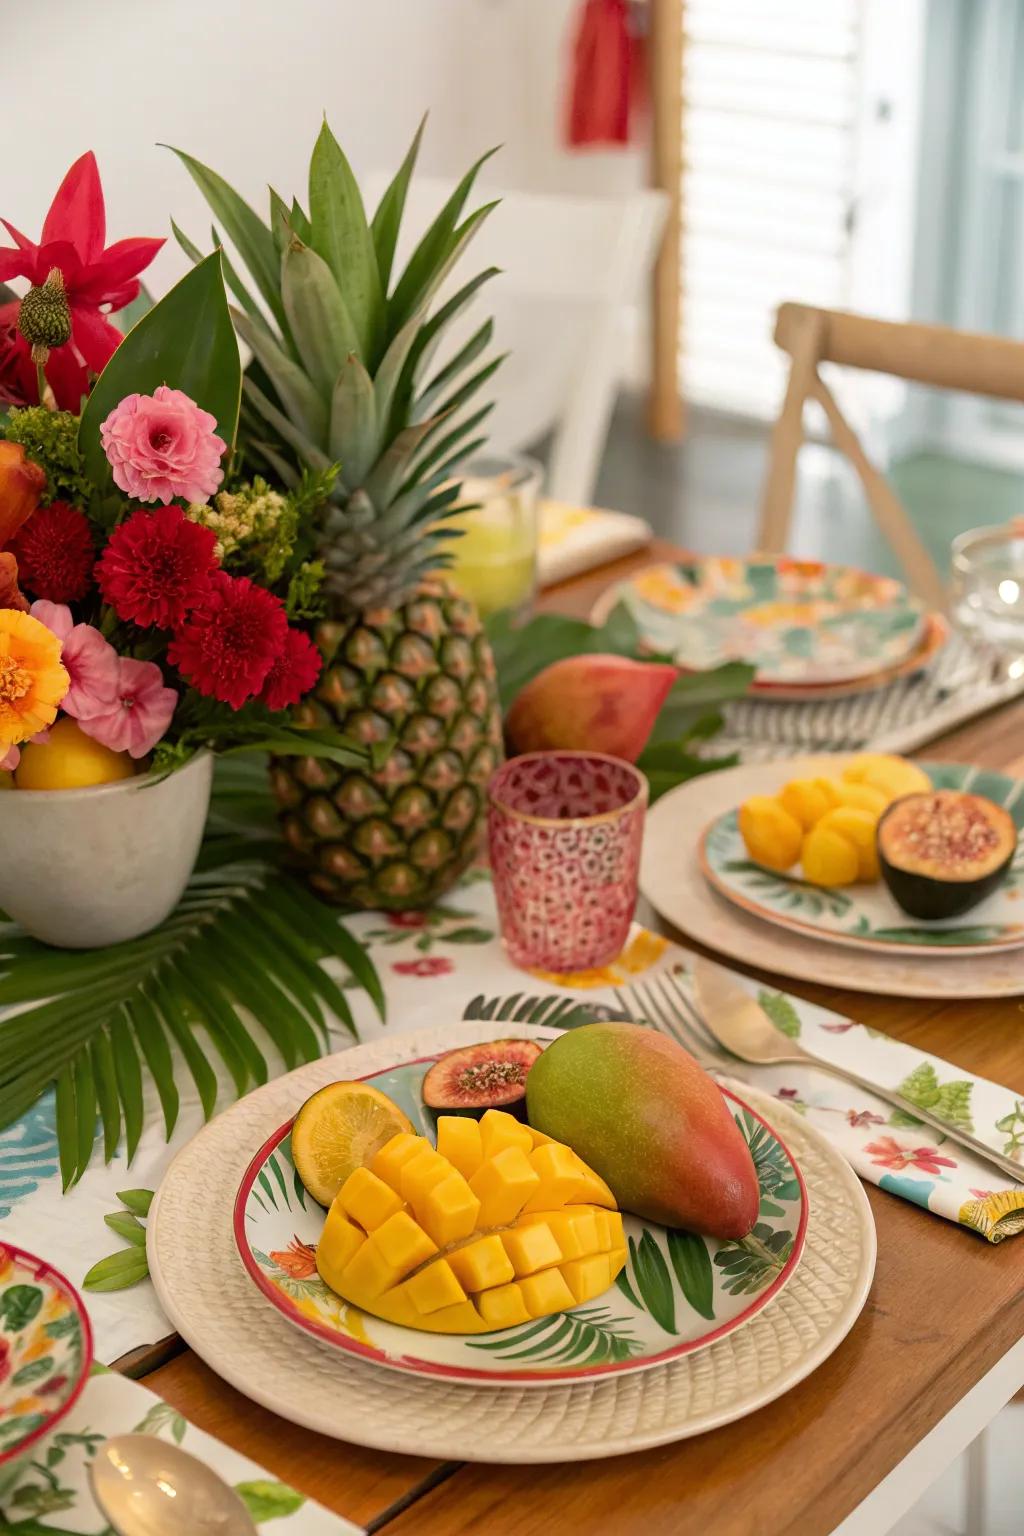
top-left (505, 654), bottom-right (677, 762)
top-left (526, 1023), bottom-right (759, 1238)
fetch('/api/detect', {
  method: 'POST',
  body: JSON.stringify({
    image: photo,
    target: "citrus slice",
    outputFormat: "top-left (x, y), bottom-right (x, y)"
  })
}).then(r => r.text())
top-left (291, 1081), bottom-right (414, 1207)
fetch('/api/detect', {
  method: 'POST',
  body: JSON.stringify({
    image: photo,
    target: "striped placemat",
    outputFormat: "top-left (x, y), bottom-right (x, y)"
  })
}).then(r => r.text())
top-left (712, 633), bottom-right (1024, 762)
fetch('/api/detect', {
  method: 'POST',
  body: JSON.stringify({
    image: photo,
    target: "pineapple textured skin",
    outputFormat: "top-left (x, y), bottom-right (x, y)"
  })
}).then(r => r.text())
top-left (272, 581), bottom-right (503, 909)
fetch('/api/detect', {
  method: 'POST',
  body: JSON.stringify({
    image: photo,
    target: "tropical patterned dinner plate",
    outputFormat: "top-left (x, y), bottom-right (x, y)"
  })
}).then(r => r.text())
top-left (602, 556), bottom-right (925, 686)
top-left (702, 762), bottom-right (1024, 958)
top-left (234, 1042), bottom-right (808, 1386)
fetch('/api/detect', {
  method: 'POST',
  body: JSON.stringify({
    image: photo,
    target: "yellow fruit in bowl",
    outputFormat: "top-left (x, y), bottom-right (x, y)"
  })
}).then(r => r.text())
top-left (15, 719), bottom-right (135, 791)
top-left (842, 753), bottom-right (931, 802)
top-left (737, 796), bottom-right (802, 871)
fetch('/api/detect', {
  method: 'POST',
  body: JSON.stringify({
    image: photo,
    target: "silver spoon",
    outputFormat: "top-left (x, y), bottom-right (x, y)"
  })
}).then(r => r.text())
top-left (89, 1433), bottom-right (257, 1536)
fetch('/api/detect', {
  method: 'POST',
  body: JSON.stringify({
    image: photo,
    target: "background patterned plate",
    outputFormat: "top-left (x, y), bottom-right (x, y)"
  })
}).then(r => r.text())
top-left (234, 1049), bottom-right (807, 1385)
top-left (702, 761), bottom-right (1024, 957)
top-left (148, 1023), bottom-right (876, 1462)
top-left (604, 557), bottom-right (925, 685)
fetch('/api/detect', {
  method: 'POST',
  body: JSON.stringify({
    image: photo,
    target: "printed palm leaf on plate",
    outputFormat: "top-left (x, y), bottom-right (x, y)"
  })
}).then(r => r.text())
top-left (0, 757), bottom-right (384, 1189)
top-left (468, 1305), bottom-right (643, 1365)
top-left (461, 992), bottom-right (599, 1031)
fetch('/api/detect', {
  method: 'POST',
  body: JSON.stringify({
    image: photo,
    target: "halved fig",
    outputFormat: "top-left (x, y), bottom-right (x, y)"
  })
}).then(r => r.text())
top-left (877, 790), bottom-right (1017, 920)
top-left (422, 1039), bottom-right (543, 1120)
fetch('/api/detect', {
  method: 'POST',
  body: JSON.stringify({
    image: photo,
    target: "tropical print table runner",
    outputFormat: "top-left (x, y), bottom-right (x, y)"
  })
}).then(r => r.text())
top-left (3, 872), bottom-right (1023, 1368)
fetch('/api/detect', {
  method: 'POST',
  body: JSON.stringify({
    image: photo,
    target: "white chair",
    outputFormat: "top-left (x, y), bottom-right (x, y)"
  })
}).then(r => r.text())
top-left (366, 177), bottom-right (668, 505)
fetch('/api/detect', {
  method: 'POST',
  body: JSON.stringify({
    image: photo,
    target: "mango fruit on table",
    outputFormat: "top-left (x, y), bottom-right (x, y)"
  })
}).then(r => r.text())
top-left (738, 753), bottom-right (932, 888)
top-left (316, 1109), bottom-right (626, 1333)
top-left (527, 1022), bottom-right (760, 1239)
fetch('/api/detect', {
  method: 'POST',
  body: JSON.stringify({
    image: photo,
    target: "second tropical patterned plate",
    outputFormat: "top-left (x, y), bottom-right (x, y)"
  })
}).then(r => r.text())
top-left (234, 1039), bottom-right (808, 1387)
top-left (701, 762), bottom-right (1024, 957)
top-left (600, 556), bottom-right (925, 685)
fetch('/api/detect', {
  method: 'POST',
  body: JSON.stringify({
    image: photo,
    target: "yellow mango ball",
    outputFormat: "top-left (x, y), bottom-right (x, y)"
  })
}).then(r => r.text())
top-left (842, 754), bottom-right (930, 802)
top-left (816, 807), bottom-right (880, 882)
top-left (738, 796), bottom-right (803, 872)
top-left (15, 719), bottom-right (135, 791)
top-left (778, 778), bottom-right (834, 830)
top-left (801, 824), bottom-right (860, 887)
top-left (833, 781), bottom-right (887, 816)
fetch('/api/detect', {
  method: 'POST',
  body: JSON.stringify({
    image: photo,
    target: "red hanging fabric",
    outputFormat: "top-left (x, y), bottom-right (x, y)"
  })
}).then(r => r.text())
top-left (566, 0), bottom-right (635, 147)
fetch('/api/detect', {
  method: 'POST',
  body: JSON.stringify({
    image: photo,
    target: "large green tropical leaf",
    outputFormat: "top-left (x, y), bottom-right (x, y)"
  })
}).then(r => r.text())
top-left (78, 254), bottom-right (242, 489)
top-left (0, 758), bottom-right (384, 1190)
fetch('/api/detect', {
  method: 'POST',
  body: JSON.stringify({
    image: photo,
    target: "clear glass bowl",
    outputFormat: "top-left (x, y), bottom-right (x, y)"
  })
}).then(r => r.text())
top-left (950, 522), bottom-right (1024, 680)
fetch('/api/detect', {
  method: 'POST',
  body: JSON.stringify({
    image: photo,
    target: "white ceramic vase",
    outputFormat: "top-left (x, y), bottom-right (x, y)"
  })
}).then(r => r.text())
top-left (0, 750), bottom-right (214, 949)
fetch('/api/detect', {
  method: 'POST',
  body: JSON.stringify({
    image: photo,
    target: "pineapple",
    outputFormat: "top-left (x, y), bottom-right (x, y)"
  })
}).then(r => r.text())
top-left (172, 121), bottom-right (505, 907)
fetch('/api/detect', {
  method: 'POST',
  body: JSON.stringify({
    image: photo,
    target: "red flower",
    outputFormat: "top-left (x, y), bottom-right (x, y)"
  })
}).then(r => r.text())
top-left (168, 571), bottom-right (287, 708)
top-left (269, 1238), bottom-right (318, 1279)
top-left (864, 1135), bottom-right (957, 1175)
top-left (846, 1109), bottom-right (885, 1130)
top-left (0, 152), bottom-right (163, 411)
top-left (7, 501), bottom-right (94, 603)
top-left (259, 627), bottom-right (322, 711)
top-left (0, 303), bottom-right (36, 406)
top-left (392, 956), bottom-right (453, 978)
top-left (387, 911), bottom-right (428, 930)
top-left (97, 505), bottom-right (217, 629)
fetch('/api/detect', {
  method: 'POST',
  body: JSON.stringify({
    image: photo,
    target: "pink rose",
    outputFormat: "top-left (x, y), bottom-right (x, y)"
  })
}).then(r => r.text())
top-left (100, 385), bottom-right (226, 504)
top-left (30, 601), bottom-right (120, 720)
top-left (78, 656), bottom-right (177, 759)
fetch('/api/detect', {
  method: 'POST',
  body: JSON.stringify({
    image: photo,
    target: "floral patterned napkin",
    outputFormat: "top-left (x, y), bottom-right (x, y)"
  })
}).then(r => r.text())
top-left (0, 1364), bottom-right (360, 1532)
top-left (674, 970), bottom-right (1024, 1244)
top-left (537, 499), bottom-right (652, 587)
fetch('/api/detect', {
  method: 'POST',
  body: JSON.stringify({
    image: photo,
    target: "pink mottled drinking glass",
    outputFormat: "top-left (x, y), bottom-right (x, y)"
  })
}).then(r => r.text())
top-left (487, 750), bottom-right (648, 972)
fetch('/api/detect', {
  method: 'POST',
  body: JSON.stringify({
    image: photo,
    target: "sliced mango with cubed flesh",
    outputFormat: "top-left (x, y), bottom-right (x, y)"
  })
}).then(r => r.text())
top-left (316, 1109), bottom-right (625, 1333)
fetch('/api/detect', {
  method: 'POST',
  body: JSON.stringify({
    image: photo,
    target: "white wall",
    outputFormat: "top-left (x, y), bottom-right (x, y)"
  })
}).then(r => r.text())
top-left (6, 0), bottom-right (644, 302)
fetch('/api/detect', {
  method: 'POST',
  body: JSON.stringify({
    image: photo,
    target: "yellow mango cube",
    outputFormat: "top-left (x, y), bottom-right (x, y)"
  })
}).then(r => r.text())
top-left (337, 1238), bottom-right (401, 1299)
top-left (435, 1117), bottom-right (483, 1179)
top-left (371, 1133), bottom-right (424, 1190)
top-left (417, 1172), bottom-right (481, 1248)
top-left (372, 1209), bottom-right (438, 1274)
top-left (316, 1203), bottom-right (363, 1283)
top-left (479, 1109), bottom-right (533, 1159)
top-left (562, 1253), bottom-right (612, 1304)
top-left (520, 1268), bottom-right (575, 1317)
top-left (476, 1281), bottom-right (531, 1329)
top-left (501, 1220), bottom-right (563, 1277)
top-left (529, 1208), bottom-right (599, 1261)
top-left (520, 1142), bottom-right (587, 1213)
top-left (400, 1150), bottom-right (450, 1206)
top-left (403, 1258), bottom-right (467, 1315)
top-left (339, 1166), bottom-right (404, 1231)
top-left (469, 1146), bottom-right (541, 1226)
top-left (447, 1234), bottom-right (515, 1292)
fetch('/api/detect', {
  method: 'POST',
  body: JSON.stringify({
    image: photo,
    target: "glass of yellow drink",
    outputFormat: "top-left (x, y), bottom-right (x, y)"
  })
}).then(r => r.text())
top-left (445, 454), bottom-right (542, 620)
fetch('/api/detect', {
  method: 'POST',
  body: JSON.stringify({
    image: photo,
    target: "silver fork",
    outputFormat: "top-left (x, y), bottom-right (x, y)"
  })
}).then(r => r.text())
top-left (613, 970), bottom-right (733, 1075)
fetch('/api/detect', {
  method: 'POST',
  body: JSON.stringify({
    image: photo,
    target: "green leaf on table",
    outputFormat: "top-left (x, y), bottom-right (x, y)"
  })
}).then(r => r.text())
top-left (79, 253), bottom-right (241, 488)
top-left (0, 757), bottom-right (384, 1189)
top-left (82, 1248), bottom-right (151, 1293)
top-left (104, 1210), bottom-right (147, 1246)
top-left (757, 991), bottom-right (802, 1040)
top-left (117, 1188), bottom-right (154, 1217)
top-left (235, 1480), bottom-right (306, 1522)
top-left (635, 740), bottom-right (738, 803)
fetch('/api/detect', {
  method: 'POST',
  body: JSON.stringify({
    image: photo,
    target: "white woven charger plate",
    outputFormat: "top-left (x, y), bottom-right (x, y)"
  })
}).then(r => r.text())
top-left (641, 754), bottom-right (1024, 1000)
top-left (148, 1021), bottom-right (876, 1463)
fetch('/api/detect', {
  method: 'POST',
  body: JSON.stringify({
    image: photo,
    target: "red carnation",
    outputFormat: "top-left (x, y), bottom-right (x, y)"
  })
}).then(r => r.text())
top-left (168, 571), bottom-right (288, 709)
top-left (8, 501), bottom-right (94, 602)
top-left (259, 627), bottom-right (322, 711)
top-left (97, 505), bottom-right (217, 629)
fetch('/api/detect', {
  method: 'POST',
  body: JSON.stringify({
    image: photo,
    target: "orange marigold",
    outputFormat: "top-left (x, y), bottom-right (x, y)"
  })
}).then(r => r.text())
top-left (0, 609), bottom-right (69, 748)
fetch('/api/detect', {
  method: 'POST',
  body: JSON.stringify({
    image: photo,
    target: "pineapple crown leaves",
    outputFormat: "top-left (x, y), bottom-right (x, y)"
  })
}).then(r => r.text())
top-left (166, 117), bottom-right (505, 606)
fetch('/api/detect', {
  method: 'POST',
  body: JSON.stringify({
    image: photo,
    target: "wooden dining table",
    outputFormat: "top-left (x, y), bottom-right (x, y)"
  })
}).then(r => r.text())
top-left (129, 539), bottom-right (1024, 1536)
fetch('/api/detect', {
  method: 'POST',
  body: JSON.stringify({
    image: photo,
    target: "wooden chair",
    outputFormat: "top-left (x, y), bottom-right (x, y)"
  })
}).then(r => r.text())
top-left (757, 303), bottom-right (1024, 612)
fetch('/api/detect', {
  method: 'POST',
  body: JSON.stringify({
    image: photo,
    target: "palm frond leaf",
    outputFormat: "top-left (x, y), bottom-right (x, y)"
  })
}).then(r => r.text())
top-left (460, 993), bottom-right (597, 1031)
top-left (0, 759), bottom-right (384, 1190)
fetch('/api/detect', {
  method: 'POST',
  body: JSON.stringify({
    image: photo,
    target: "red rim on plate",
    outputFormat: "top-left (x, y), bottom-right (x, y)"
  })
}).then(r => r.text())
top-left (233, 1080), bottom-right (809, 1386)
top-left (0, 1244), bottom-right (94, 1468)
